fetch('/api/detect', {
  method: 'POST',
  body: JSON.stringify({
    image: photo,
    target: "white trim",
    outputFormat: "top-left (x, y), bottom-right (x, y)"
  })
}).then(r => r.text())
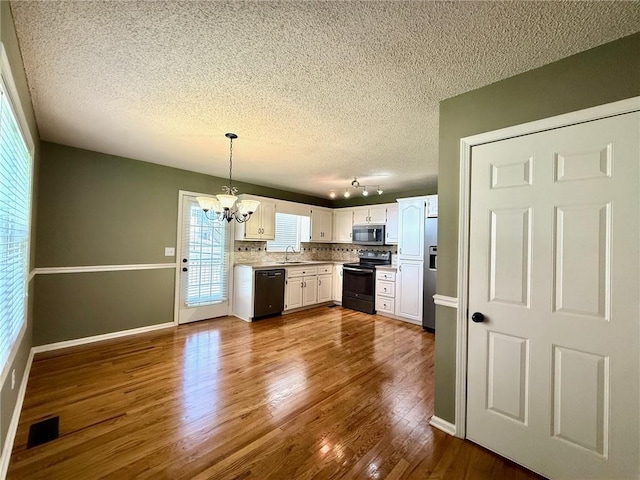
top-left (0, 44), bottom-right (34, 153)
top-left (27, 269), bottom-right (35, 283)
top-left (32, 322), bottom-right (174, 354)
top-left (429, 415), bottom-right (456, 436)
top-left (462, 97), bottom-right (640, 147)
top-left (0, 348), bottom-right (34, 480)
top-left (455, 96), bottom-right (640, 440)
top-left (34, 263), bottom-right (176, 275)
top-left (433, 294), bottom-right (458, 309)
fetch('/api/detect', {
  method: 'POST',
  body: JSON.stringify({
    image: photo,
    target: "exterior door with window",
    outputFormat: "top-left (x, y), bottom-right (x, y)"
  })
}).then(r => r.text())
top-left (466, 111), bottom-right (639, 479)
top-left (177, 193), bottom-right (231, 324)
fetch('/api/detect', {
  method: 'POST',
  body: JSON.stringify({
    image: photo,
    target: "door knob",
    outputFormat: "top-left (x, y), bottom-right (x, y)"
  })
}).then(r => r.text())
top-left (471, 312), bottom-right (485, 323)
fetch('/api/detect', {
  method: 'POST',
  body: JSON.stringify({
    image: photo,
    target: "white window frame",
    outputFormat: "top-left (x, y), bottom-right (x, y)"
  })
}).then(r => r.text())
top-left (0, 43), bottom-right (35, 386)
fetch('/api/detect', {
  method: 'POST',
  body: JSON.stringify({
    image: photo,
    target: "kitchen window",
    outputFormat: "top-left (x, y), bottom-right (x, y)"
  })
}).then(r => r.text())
top-left (266, 213), bottom-right (308, 252)
top-left (0, 48), bottom-right (34, 383)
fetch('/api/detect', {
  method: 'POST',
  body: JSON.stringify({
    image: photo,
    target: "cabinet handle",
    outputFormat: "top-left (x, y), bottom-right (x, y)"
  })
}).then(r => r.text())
top-left (319, 280), bottom-right (321, 285)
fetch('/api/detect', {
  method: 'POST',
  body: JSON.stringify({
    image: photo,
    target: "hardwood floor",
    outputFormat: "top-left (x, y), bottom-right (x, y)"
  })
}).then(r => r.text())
top-left (8, 306), bottom-right (544, 479)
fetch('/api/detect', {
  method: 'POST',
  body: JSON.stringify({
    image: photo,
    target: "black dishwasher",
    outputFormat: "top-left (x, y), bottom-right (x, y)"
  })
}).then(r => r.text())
top-left (254, 269), bottom-right (286, 319)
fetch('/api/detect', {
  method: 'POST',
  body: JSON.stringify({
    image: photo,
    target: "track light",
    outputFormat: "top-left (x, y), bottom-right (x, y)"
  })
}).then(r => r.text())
top-left (377, 186), bottom-right (384, 195)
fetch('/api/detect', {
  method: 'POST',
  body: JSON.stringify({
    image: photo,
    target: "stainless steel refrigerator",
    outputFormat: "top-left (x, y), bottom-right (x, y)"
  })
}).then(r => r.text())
top-left (422, 216), bottom-right (437, 331)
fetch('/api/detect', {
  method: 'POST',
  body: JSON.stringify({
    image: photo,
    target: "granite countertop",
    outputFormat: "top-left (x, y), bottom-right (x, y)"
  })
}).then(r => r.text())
top-left (234, 260), bottom-right (337, 270)
top-left (376, 265), bottom-right (398, 271)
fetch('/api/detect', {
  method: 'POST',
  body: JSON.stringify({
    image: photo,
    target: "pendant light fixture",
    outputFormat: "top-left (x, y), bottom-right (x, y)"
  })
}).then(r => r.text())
top-left (196, 133), bottom-right (260, 223)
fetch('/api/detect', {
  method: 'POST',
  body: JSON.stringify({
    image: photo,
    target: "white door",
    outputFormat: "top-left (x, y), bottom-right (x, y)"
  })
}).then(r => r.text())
top-left (395, 260), bottom-right (423, 322)
top-left (397, 198), bottom-right (425, 260)
top-left (177, 193), bottom-right (231, 324)
top-left (302, 275), bottom-right (318, 306)
top-left (466, 112), bottom-right (640, 479)
top-left (368, 205), bottom-right (387, 224)
top-left (285, 277), bottom-right (303, 310)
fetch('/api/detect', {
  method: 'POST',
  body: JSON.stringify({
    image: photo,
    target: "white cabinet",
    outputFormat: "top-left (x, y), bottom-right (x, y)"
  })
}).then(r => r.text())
top-left (385, 203), bottom-right (398, 245)
top-left (284, 265), bottom-right (336, 310)
top-left (396, 196), bottom-right (427, 323)
top-left (397, 197), bottom-right (426, 261)
top-left (317, 273), bottom-right (333, 303)
top-left (353, 205), bottom-right (387, 225)
top-left (285, 277), bottom-right (304, 310)
top-left (427, 195), bottom-right (438, 217)
top-left (302, 276), bottom-right (318, 305)
top-left (333, 264), bottom-right (343, 302)
top-left (235, 199), bottom-right (276, 240)
top-left (332, 209), bottom-right (353, 243)
top-left (375, 269), bottom-right (396, 316)
top-left (310, 208), bottom-right (332, 241)
top-left (395, 260), bottom-right (423, 322)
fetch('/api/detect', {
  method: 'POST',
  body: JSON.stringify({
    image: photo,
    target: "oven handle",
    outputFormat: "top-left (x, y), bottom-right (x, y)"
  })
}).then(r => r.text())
top-left (343, 267), bottom-right (373, 274)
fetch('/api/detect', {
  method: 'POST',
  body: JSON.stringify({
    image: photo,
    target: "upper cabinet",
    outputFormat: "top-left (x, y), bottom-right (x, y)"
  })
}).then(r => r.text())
top-left (353, 205), bottom-right (387, 225)
top-left (332, 208), bottom-right (353, 243)
top-left (427, 195), bottom-right (438, 217)
top-left (235, 198), bottom-right (276, 241)
top-left (385, 203), bottom-right (398, 244)
top-left (397, 197), bottom-right (426, 260)
top-left (310, 208), bottom-right (333, 242)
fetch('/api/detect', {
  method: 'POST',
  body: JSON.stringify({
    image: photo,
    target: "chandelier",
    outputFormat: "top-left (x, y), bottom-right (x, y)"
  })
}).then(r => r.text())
top-left (196, 133), bottom-right (260, 223)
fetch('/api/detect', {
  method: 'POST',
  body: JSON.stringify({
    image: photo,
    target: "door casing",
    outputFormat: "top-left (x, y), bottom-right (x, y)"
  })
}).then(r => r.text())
top-left (452, 96), bottom-right (640, 439)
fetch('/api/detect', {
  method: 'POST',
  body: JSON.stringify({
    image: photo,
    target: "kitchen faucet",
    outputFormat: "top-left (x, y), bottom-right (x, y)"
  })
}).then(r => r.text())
top-left (285, 245), bottom-right (296, 263)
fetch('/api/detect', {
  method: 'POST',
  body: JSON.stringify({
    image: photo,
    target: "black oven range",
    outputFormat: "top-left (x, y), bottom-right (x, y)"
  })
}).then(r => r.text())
top-left (342, 250), bottom-right (391, 314)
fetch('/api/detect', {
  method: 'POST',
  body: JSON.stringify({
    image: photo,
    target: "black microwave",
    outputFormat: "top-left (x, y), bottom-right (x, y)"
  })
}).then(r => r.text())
top-left (352, 224), bottom-right (386, 245)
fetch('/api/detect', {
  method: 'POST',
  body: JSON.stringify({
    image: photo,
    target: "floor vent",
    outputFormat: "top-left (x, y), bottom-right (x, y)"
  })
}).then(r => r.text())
top-left (27, 416), bottom-right (59, 448)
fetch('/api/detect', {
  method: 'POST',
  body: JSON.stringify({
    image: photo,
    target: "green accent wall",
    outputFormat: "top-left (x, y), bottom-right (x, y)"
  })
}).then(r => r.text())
top-left (435, 33), bottom-right (640, 424)
top-left (32, 141), bottom-right (333, 345)
top-left (33, 269), bottom-right (175, 345)
top-left (0, 0), bottom-right (40, 451)
top-left (36, 142), bottom-right (331, 267)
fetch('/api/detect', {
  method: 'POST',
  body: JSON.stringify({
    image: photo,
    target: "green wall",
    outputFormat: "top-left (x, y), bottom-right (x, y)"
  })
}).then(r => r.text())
top-left (435, 33), bottom-right (640, 423)
top-left (0, 0), bottom-right (40, 453)
top-left (33, 141), bottom-right (332, 345)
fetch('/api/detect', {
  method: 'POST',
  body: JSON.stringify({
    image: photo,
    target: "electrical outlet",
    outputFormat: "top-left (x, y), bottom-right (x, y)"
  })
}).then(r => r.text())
top-left (11, 369), bottom-right (15, 390)
top-left (164, 247), bottom-right (175, 257)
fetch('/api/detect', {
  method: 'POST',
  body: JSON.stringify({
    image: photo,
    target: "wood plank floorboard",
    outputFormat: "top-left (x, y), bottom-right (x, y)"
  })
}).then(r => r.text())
top-left (8, 306), bottom-right (545, 479)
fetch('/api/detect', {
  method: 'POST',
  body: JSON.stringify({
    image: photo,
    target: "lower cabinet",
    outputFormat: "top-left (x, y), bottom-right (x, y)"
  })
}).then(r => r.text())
top-left (317, 273), bottom-right (333, 303)
top-left (395, 260), bottom-right (424, 322)
top-left (285, 277), bottom-right (304, 310)
top-left (375, 269), bottom-right (396, 315)
top-left (302, 276), bottom-right (318, 306)
top-left (284, 265), bottom-right (334, 311)
top-left (333, 264), bottom-right (343, 302)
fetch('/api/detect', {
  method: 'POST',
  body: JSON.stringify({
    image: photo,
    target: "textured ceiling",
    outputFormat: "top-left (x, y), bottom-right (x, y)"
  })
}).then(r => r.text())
top-left (10, 1), bottom-right (640, 199)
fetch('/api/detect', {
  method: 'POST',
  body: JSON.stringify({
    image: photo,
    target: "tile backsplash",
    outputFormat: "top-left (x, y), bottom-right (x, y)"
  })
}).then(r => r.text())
top-left (233, 241), bottom-right (397, 264)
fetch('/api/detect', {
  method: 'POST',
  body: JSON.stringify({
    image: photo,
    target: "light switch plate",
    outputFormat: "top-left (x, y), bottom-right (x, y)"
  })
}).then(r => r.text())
top-left (164, 247), bottom-right (175, 257)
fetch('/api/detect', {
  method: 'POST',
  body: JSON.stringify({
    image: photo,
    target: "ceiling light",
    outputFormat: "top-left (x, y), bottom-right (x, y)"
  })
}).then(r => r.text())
top-left (196, 133), bottom-right (259, 223)
top-left (329, 191), bottom-right (336, 199)
top-left (344, 190), bottom-right (351, 198)
top-left (377, 186), bottom-right (384, 195)
top-left (362, 187), bottom-right (369, 196)
top-left (336, 177), bottom-right (382, 198)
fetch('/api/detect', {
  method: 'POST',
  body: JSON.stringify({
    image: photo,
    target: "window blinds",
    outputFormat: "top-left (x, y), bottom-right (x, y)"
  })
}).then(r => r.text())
top-left (267, 213), bottom-right (301, 252)
top-left (182, 197), bottom-right (230, 307)
top-left (0, 82), bottom-right (32, 374)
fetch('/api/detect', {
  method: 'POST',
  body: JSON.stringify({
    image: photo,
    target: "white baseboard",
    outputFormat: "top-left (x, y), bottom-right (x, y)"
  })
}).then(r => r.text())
top-left (32, 322), bottom-right (175, 354)
top-left (0, 349), bottom-right (34, 479)
top-left (429, 415), bottom-right (457, 436)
